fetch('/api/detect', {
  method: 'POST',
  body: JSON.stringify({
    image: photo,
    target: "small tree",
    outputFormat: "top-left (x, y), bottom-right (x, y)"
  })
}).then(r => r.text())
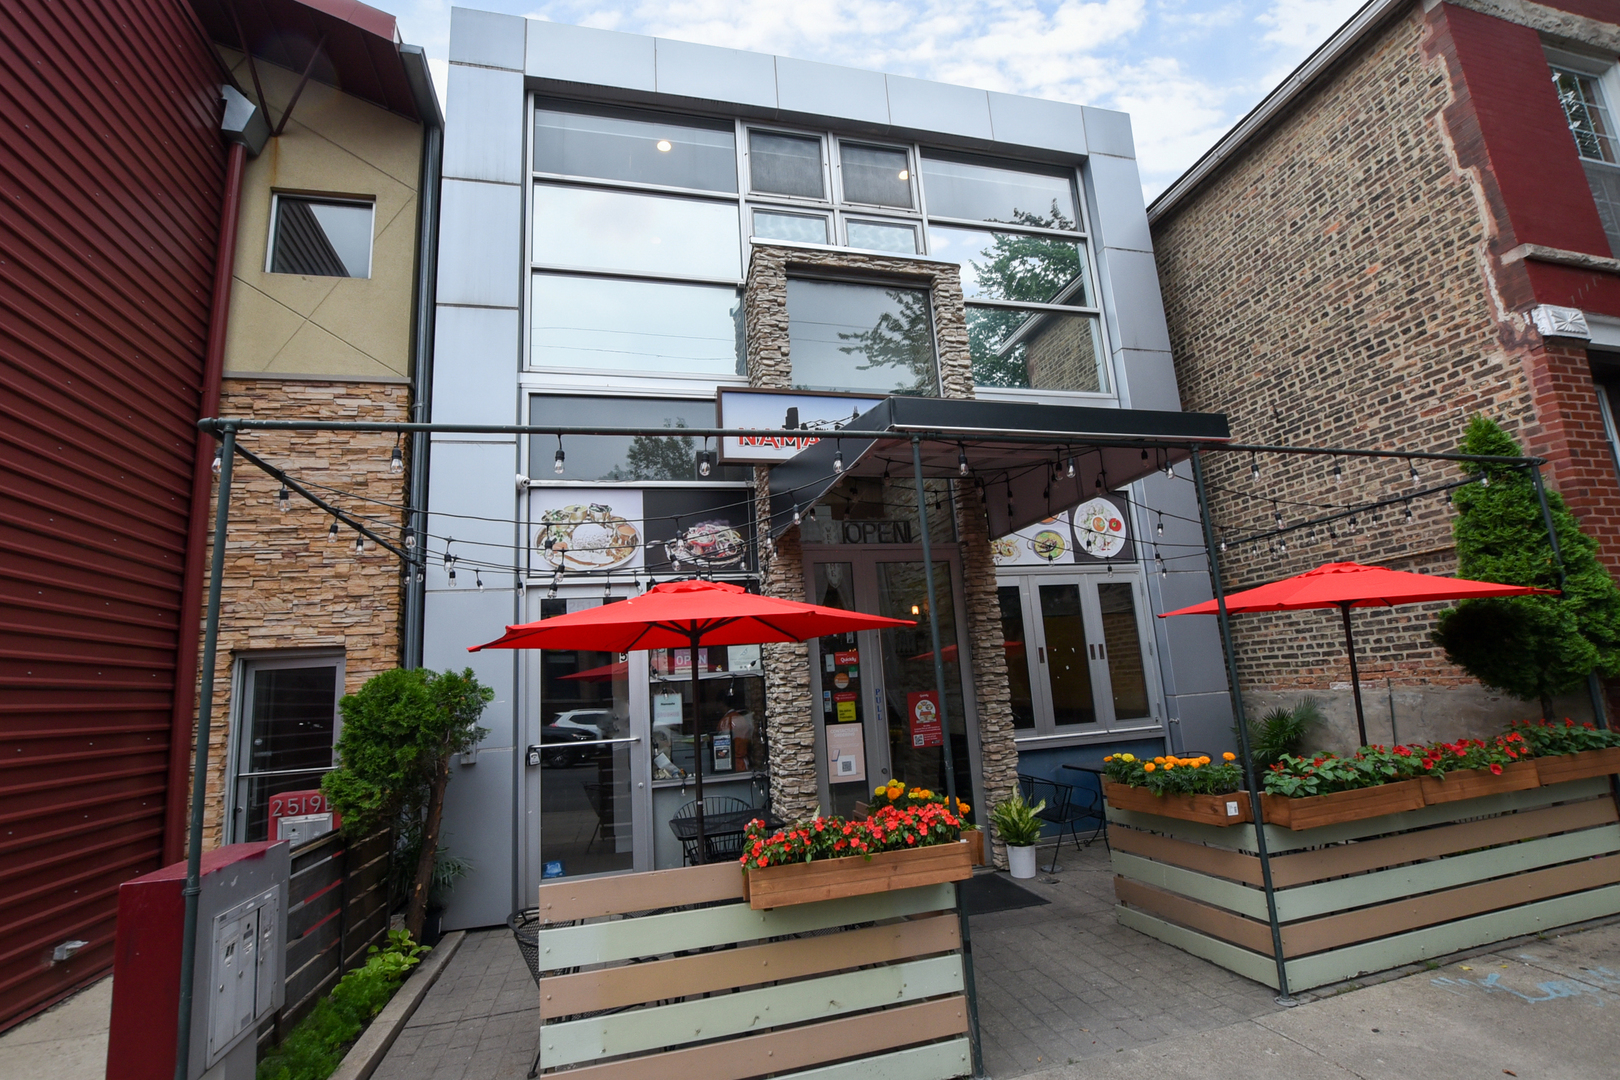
top-left (323, 668), bottom-right (492, 939)
top-left (1431, 416), bottom-right (1620, 718)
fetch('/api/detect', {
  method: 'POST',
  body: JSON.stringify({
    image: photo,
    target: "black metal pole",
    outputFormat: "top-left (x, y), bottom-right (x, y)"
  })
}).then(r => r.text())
top-left (175, 425), bottom-right (235, 1079)
top-left (911, 436), bottom-right (985, 1078)
top-left (1340, 603), bottom-right (1369, 747)
top-left (690, 628), bottom-right (707, 862)
top-left (1527, 466), bottom-right (1609, 729)
top-left (1191, 449), bottom-right (1293, 1002)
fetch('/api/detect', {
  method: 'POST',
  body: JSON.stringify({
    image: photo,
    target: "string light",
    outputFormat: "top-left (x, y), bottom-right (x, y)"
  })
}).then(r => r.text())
top-left (1273, 501), bottom-right (1283, 530)
top-left (1409, 458), bottom-right (1420, 481)
top-left (1278, 537), bottom-right (1288, 555)
top-left (1250, 453), bottom-right (1260, 481)
top-left (354, 534), bottom-right (364, 555)
top-left (958, 445), bottom-right (970, 476)
top-left (212, 449), bottom-right (222, 475)
top-left (1480, 473), bottom-right (1490, 487)
top-left (476, 569), bottom-right (485, 591)
top-left (1066, 457), bottom-right (1076, 479)
top-left (1332, 458), bottom-right (1342, 484)
top-left (403, 525), bottom-right (416, 550)
top-left (277, 485), bottom-right (291, 512)
top-left (328, 520), bottom-right (340, 542)
top-left (1156, 511), bottom-right (1164, 536)
top-left (603, 578), bottom-right (612, 600)
top-left (792, 504), bottom-right (802, 526)
top-left (553, 436), bottom-right (566, 476)
top-left (1163, 453), bottom-right (1174, 480)
top-left (833, 442), bottom-right (844, 474)
top-left (548, 567), bottom-right (562, 599)
top-left (1404, 501), bottom-right (1414, 522)
top-left (1155, 548), bottom-right (1166, 578)
top-left (448, 564), bottom-right (457, 585)
top-left (389, 441), bottom-right (403, 474)
top-left (1219, 535), bottom-right (1228, 553)
top-left (699, 439), bottom-right (713, 477)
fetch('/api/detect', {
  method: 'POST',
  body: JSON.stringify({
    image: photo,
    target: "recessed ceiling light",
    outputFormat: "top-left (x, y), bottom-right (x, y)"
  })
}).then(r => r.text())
top-left (656, 139), bottom-right (673, 152)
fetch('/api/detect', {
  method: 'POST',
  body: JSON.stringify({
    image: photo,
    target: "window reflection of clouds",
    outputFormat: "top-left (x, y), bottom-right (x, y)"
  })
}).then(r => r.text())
top-left (531, 275), bottom-right (743, 376)
top-left (920, 156), bottom-right (1077, 228)
top-left (532, 184), bottom-right (741, 280)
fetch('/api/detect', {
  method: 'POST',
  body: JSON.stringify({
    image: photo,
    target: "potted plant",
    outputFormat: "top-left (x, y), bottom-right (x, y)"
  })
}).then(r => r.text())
top-left (1415, 734), bottom-right (1539, 804)
top-left (1510, 718), bottom-right (1620, 784)
top-left (740, 802), bottom-right (970, 909)
top-left (1101, 752), bottom-right (1251, 826)
top-left (1260, 748), bottom-right (1425, 829)
top-left (870, 780), bottom-right (981, 863)
top-left (990, 791), bottom-right (1044, 879)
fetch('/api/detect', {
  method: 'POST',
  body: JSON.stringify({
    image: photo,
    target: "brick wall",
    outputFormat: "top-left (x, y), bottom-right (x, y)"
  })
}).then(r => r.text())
top-left (1151, 8), bottom-right (1582, 744)
top-left (192, 379), bottom-right (409, 848)
top-left (744, 245), bottom-right (1017, 843)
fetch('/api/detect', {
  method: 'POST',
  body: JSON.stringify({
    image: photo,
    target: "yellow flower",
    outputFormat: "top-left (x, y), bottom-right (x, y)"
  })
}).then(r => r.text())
top-left (1121, 753), bottom-right (1135, 763)
top-left (1223, 752), bottom-right (1236, 762)
top-left (1143, 762), bottom-right (1156, 772)
top-left (875, 785), bottom-right (888, 796)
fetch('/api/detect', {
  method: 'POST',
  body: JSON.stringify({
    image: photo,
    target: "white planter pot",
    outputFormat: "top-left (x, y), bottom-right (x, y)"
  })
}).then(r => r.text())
top-left (1007, 844), bottom-right (1037, 879)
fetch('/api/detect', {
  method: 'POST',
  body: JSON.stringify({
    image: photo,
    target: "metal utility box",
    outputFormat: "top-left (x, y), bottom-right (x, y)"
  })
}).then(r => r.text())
top-left (107, 842), bottom-right (289, 1080)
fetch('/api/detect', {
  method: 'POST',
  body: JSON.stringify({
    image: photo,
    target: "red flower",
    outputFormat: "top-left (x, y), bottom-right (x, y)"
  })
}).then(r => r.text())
top-left (1489, 764), bottom-right (1504, 775)
top-left (757, 857), bottom-right (767, 867)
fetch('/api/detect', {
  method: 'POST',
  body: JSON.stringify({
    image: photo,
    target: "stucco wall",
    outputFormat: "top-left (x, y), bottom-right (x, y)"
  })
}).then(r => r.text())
top-left (219, 48), bottom-right (421, 379)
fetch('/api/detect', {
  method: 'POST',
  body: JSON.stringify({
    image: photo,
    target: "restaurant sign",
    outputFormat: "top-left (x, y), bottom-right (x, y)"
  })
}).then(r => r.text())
top-left (716, 389), bottom-right (885, 464)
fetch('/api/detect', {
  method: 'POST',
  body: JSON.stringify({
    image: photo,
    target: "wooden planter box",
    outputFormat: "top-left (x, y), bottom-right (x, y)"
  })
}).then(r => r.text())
top-left (1419, 759), bottom-right (1541, 804)
top-left (1260, 780), bottom-right (1425, 831)
top-left (963, 828), bottom-right (986, 867)
top-left (742, 842), bottom-right (972, 910)
top-left (1103, 781), bottom-right (1251, 826)
top-left (1533, 747), bottom-right (1620, 785)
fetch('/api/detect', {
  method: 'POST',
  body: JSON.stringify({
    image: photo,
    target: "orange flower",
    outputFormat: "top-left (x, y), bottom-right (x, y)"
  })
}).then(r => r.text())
top-left (1143, 762), bottom-right (1156, 773)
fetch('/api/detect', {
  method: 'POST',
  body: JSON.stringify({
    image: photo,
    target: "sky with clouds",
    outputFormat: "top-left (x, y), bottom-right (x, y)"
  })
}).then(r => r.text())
top-left (391, 0), bottom-right (1371, 200)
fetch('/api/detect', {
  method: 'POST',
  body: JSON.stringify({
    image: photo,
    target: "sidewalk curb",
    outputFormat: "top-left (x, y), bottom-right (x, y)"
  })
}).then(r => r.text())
top-left (329, 930), bottom-right (465, 1080)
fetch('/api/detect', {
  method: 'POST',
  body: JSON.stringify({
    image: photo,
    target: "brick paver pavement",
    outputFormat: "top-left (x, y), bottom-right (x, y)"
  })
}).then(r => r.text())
top-left (372, 842), bottom-right (1285, 1079)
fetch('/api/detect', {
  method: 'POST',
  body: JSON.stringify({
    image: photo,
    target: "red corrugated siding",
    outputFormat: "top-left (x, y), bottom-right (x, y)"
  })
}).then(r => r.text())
top-left (0, 0), bottom-right (225, 1030)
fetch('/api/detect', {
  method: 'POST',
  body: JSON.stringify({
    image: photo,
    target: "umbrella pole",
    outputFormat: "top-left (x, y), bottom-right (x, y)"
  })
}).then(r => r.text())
top-left (689, 628), bottom-right (706, 863)
top-left (1193, 450), bottom-right (1294, 1003)
top-left (912, 436), bottom-right (986, 1079)
top-left (1340, 603), bottom-right (1368, 747)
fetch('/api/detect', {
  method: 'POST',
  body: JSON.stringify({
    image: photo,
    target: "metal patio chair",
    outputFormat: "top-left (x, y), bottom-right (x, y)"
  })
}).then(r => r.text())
top-left (670, 795), bottom-right (753, 865)
top-left (1018, 774), bottom-right (1101, 874)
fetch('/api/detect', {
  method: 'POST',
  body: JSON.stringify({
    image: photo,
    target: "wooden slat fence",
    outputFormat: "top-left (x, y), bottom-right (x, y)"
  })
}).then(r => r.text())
top-left (533, 863), bottom-right (973, 1079)
top-left (261, 828), bottom-right (392, 1044)
top-left (1109, 777), bottom-right (1620, 990)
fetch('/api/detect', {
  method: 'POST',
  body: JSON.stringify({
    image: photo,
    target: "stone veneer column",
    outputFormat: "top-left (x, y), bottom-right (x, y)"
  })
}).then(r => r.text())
top-left (744, 245), bottom-right (1018, 844)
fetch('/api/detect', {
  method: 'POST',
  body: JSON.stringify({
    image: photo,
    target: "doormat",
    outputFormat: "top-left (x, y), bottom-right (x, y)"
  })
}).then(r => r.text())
top-left (961, 873), bottom-right (1050, 917)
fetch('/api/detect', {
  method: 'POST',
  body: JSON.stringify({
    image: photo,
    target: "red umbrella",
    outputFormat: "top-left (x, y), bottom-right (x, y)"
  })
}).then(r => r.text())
top-left (1161, 561), bottom-right (1558, 745)
top-left (471, 579), bottom-right (914, 858)
top-left (559, 660), bottom-right (630, 682)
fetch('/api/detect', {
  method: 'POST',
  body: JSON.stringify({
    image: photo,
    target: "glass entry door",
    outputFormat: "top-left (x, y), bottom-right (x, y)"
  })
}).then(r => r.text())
top-left (999, 573), bottom-right (1156, 737)
top-left (805, 550), bottom-right (980, 819)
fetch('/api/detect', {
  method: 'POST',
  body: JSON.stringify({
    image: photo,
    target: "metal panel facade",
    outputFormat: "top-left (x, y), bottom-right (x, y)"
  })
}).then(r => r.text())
top-left (0, 0), bottom-right (225, 1030)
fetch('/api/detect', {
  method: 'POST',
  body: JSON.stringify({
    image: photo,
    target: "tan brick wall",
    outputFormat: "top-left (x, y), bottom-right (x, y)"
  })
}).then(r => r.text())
top-left (192, 379), bottom-right (409, 849)
top-left (744, 245), bottom-right (1016, 841)
top-left (1151, 10), bottom-right (1563, 745)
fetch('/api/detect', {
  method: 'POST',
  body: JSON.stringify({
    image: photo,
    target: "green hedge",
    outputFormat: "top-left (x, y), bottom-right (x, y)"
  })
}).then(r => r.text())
top-left (257, 930), bottom-right (427, 1080)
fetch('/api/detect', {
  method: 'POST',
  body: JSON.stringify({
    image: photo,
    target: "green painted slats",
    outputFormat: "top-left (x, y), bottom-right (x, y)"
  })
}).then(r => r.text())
top-left (1273, 825), bottom-right (1620, 921)
top-left (1282, 883), bottom-right (1620, 990)
top-left (537, 883), bottom-right (956, 969)
top-left (1109, 851), bottom-right (1269, 920)
top-left (777, 1037), bottom-right (973, 1080)
top-left (541, 955), bottom-right (965, 1067)
top-left (1105, 810), bottom-right (1258, 851)
top-left (1114, 906), bottom-right (1282, 990)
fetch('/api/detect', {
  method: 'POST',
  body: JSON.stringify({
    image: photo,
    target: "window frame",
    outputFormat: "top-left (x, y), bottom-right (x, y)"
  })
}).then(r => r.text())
top-left (265, 193), bottom-right (376, 279)
top-left (745, 125), bottom-right (833, 204)
top-left (225, 650), bottom-right (345, 844)
top-left (1548, 49), bottom-right (1620, 166)
top-left (531, 96), bottom-right (740, 195)
top-left (833, 139), bottom-right (918, 212)
top-left (783, 271), bottom-right (943, 397)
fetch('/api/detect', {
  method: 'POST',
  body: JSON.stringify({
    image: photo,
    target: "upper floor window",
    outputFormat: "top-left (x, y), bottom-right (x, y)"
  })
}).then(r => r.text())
top-left (840, 143), bottom-right (913, 209)
top-left (269, 195), bottom-right (373, 278)
top-left (1552, 64), bottom-right (1618, 164)
top-left (787, 277), bottom-right (938, 396)
top-left (534, 103), bottom-right (737, 193)
top-left (749, 131), bottom-right (825, 199)
top-left (231, 653), bottom-right (342, 843)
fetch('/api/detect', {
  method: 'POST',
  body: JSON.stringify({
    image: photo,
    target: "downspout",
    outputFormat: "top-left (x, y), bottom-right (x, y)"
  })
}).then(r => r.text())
top-left (162, 87), bottom-right (266, 865)
top-left (401, 45), bottom-right (443, 670)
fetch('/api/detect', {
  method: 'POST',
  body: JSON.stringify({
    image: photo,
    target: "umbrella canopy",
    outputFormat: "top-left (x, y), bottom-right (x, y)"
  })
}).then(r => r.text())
top-left (1161, 561), bottom-right (1557, 745)
top-left (1159, 561), bottom-right (1557, 617)
top-left (559, 660), bottom-right (630, 682)
top-left (470, 579), bottom-right (913, 861)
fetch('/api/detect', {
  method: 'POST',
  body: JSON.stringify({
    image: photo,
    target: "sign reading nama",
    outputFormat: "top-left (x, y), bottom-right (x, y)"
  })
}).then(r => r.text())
top-left (717, 389), bottom-right (885, 464)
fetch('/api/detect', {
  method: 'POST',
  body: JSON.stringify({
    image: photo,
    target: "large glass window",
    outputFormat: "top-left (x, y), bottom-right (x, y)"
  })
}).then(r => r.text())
top-left (532, 184), bottom-right (741, 280)
top-left (753, 209), bottom-right (828, 244)
top-left (749, 131), bottom-right (824, 199)
top-left (847, 220), bottom-right (918, 254)
top-left (786, 278), bottom-right (939, 396)
top-left (231, 655), bottom-right (341, 843)
top-left (929, 226), bottom-right (1089, 306)
top-left (531, 275), bottom-right (743, 376)
top-left (920, 155), bottom-right (1077, 228)
top-left (533, 103), bottom-right (737, 192)
top-left (966, 308), bottom-right (1105, 392)
top-left (840, 143), bottom-right (912, 208)
top-left (1551, 62), bottom-right (1620, 257)
top-left (269, 196), bottom-right (373, 278)
top-left (529, 395), bottom-right (750, 482)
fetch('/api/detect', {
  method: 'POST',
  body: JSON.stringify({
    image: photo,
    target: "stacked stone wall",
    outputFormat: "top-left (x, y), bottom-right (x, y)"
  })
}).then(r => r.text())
top-left (192, 379), bottom-right (409, 848)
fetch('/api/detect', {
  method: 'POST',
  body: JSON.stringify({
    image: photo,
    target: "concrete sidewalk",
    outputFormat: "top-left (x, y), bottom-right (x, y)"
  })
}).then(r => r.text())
top-left (1023, 924), bottom-right (1620, 1079)
top-left (0, 976), bottom-right (110, 1080)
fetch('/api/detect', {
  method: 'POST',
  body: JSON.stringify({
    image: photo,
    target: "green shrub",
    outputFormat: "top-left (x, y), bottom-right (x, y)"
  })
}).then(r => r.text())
top-left (990, 791), bottom-right (1044, 847)
top-left (1240, 698), bottom-right (1321, 772)
top-left (257, 931), bottom-right (427, 1080)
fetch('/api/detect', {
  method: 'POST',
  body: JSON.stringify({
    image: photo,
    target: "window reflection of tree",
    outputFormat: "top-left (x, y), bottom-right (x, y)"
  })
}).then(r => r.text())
top-left (965, 203), bottom-right (1087, 388)
top-left (609, 420), bottom-right (697, 480)
top-left (835, 289), bottom-right (938, 396)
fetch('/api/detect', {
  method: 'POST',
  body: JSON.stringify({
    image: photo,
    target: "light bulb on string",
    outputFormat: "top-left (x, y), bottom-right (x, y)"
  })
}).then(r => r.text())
top-left (1163, 453), bottom-right (1174, 480)
top-left (277, 485), bottom-right (291, 512)
top-left (389, 442), bottom-right (403, 474)
top-left (806, 504), bottom-right (816, 521)
top-left (476, 569), bottom-right (484, 591)
top-left (1066, 457), bottom-right (1076, 479)
top-left (328, 520), bottom-right (340, 542)
top-left (792, 504), bottom-right (802, 526)
top-left (1156, 511), bottom-right (1164, 536)
top-left (354, 534), bottom-right (364, 555)
top-left (699, 439), bottom-right (713, 477)
top-left (833, 442), bottom-right (844, 474)
top-left (212, 449), bottom-right (222, 475)
top-left (1219, 536), bottom-right (1228, 553)
top-left (1480, 473), bottom-right (1489, 487)
top-left (958, 445), bottom-right (970, 476)
top-left (1329, 523), bottom-right (1339, 540)
top-left (1273, 502), bottom-right (1283, 530)
top-left (403, 526), bottom-right (416, 550)
top-left (1332, 458), bottom-right (1342, 484)
top-left (1250, 453), bottom-right (1260, 482)
top-left (1278, 537), bottom-right (1288, 555)
top-left (1404, 501), bottom-right (1414, 522)
top-left (1409, 458), bottom-right (1420, 482)
top-left (553, 436), bottom-right (566, 476)
top-left (603, 578), bottom-right (612, 600)
top-left (447, 565), bottom-right (457, 586)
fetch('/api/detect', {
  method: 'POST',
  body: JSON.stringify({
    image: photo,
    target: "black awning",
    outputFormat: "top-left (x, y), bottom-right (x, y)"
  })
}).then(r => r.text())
top-left (766, 396), bottom-right (1231, 539)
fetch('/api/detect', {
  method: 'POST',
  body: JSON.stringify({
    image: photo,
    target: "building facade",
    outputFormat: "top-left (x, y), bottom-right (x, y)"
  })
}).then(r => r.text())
top-left (428, 7), bottom-right (1234, 928)
top-left (1151, 0), bottom-right (1620, 747)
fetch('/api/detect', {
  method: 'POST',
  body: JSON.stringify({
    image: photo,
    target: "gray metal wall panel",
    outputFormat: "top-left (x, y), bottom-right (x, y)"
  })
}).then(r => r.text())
top-left (655, 38), bottom-right (778, 108)
top-left (1168, 691), bottom-right (1237, 756)
top-left (987, 92), bottom-right (1087, 155)
top-left (1099, 250), bottom-right (1172, 353)
top-left (775, 57), bottom-right (889, 126)
top-left (444, 65), bottom-right (526, 185)
top-left (1082, 106), bottom-right (1136, 159)
top-left (526, 19), bottom-right (656, 91)
top-left (449, 6), bottom-right (526, 70)
top-left (1116, 349), bottom-right (1181, 412)
top-left (885, 74), bottom-right (993, 141)
top-left (436, 179), bottom-right (522, 308)
top-left (436, 748), bottom-right (517, 928)
top-left (431, 306), bottom-right (520, 427)
top-left (425, 439), bottom-right (521, 593)
top-left (1086, 153), bottom-right (1152, 253)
